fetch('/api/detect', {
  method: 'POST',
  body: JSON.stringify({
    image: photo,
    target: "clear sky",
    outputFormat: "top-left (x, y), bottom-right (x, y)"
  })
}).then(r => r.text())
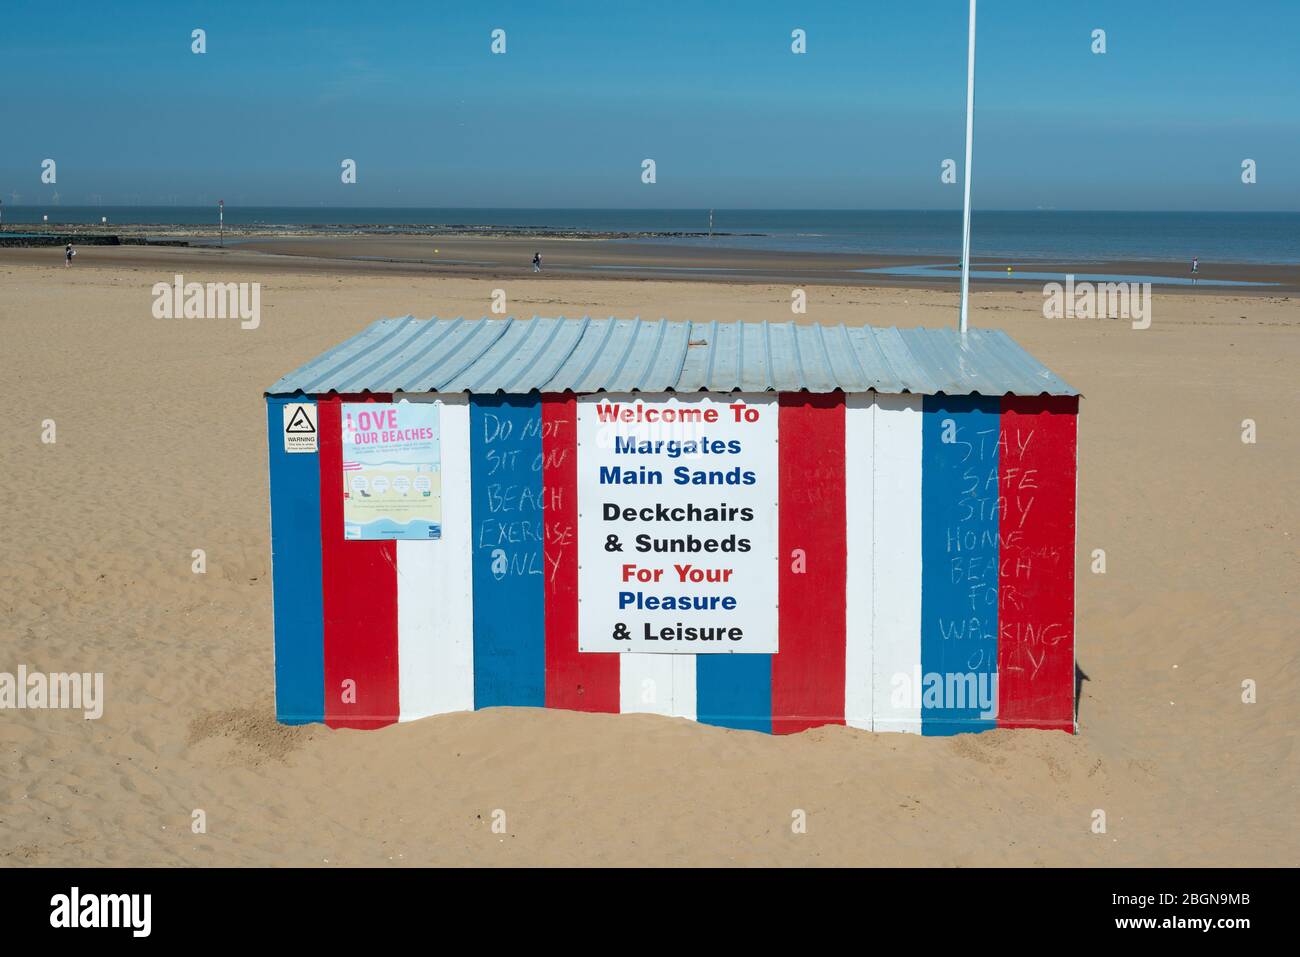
top-left (2, 0), bottom-right (1297, 209)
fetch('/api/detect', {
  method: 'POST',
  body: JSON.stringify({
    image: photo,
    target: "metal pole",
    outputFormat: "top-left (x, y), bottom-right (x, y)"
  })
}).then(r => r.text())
top-left (959, 0), bottom-right (977, 335)
top-left (219, 200), bottom-right (224, 247)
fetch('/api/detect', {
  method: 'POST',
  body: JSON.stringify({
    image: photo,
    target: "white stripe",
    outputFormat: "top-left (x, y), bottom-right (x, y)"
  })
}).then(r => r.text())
top-left (397, 394), bottom-right (474, 721)
top-left (619, 653), bottom-right (697, 721)
top-left (672, 655), bottom-right (697, 721)
top-left (620, 655), bottom-right (672, 716)
top-left (872, 394), bottom-right (923, 733)
top-left (844, 394), bottom-right (874, 730)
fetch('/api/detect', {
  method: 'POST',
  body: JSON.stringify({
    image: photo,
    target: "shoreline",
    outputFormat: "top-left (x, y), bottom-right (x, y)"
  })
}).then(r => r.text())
top-left (2, 235), bottom-right (1297, 294)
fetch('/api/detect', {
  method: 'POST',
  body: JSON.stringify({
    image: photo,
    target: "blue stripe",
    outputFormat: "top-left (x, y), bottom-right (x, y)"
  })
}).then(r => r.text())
top-left (266, 398), bottom-right (324, 724)
top-left (920, 395), bottom-right (1000, 735)
top-left (696, 655), bottom-right (772, 733)
top-left (469, 394), bottom-right (546, 708)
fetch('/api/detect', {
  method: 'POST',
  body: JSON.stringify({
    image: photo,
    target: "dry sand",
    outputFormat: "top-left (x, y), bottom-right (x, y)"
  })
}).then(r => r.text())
top-left (0, 245), bottom-right (1296, 866)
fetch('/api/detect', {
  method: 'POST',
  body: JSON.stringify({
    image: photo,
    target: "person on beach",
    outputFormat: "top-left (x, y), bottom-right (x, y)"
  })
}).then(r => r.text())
top-left (532, 251), bottom-right (542, 273)
top-left (1191, 256), bottom-right (1198, 274)
top-left (64, 243), bottom-right (75, 267)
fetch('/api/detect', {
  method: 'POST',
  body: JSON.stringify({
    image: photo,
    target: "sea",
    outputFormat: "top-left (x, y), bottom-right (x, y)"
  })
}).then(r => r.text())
top-left (2, 207), bottom-right (1297, 265)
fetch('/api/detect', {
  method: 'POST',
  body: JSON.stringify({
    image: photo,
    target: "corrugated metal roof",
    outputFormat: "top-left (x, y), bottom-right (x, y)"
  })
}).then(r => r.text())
top-left (266, 316), bottom-right (1078, 397)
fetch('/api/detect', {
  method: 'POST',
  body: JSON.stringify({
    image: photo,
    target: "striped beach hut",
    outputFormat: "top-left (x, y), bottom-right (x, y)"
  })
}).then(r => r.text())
top-left (266, 316), bottom-right (1080, 735)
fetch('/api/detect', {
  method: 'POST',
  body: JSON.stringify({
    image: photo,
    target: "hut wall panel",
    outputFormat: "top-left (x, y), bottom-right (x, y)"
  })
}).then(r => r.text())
top-left (843, 394), bottom-right (875, 731)
top-left (670, 656), bottom-right (698, 721)
top-left (266, 397), bottom-right (324, 724)
top-left (772, 393), bottom-right (847, 733)
top-left (920, 395), bottom-right (1001, 735)
top-left (697, 654), bottom-right (772, 733)
top-left (871, 394), bottom-right (925, 734)
top-left (620, 655), bottom-right (673, 717)
top-left (469, 395), bottom-right (546, 708)
top-left (543, 393), bottom-right (620, 712)
top-left (997, 395), bottom-right (1079, 731)
top-left (397, 394), bottom-right (475, 721)
top-left (318, 394), bottom-right (400, 729)
top-left (619, 654), bottom-right (697, 720)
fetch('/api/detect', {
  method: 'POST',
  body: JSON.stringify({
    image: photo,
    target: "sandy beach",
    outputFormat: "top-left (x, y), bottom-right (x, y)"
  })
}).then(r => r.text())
top-left (0, 243), bottom-right (1295, 866)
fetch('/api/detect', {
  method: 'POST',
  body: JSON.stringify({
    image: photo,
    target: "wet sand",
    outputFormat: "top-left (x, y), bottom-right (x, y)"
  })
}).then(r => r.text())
top-left (2, 234), bottom-right (1297, 293)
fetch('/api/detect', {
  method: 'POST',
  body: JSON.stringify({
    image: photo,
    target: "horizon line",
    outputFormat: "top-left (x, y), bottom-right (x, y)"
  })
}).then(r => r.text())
top-left (1, 205), bottom-right (1296, 215)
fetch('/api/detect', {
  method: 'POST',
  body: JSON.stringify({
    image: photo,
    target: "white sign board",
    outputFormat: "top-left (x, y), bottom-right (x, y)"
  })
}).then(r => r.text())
top-left (282, 402), bottom-right (318, 453)
top-left (577, 393), bottom-right (778, 654)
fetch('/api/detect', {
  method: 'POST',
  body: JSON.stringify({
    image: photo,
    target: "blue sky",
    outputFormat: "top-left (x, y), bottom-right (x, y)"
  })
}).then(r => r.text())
top-left (1, 0), bottom-right (1297, 209)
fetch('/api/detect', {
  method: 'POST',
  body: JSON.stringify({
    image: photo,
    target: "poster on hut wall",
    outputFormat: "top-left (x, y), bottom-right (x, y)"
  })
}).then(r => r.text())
top-left (576, 393), bottom-right (779, 653)
top-left (341, 401), bottom-right (442, 540)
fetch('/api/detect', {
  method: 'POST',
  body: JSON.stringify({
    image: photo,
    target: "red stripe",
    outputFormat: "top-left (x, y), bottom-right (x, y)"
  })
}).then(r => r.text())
top-left (319, 394), bottom-right (400, 729)
top-left (772, 393), bottom-right (847, 734)
top-left (542, 392), bottom-right (619, 712)
top-left (997, 395), bottom-right (1078, 732)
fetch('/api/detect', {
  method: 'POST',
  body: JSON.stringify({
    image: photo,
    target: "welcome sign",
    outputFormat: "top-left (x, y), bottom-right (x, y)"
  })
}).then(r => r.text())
top-left (576, 393), bottom-right (779, 653)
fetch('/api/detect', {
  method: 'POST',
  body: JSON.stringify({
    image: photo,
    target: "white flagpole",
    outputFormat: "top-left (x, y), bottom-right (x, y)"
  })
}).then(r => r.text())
top-left (959, 0), bottom-right (977, 334)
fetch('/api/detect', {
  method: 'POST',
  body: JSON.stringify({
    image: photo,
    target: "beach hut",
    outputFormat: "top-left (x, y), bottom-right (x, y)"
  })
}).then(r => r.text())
top-left (265, 316), bottom-right (1080, 735)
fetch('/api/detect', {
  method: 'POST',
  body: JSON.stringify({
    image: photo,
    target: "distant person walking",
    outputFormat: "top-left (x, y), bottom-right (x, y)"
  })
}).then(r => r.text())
top-left (532, 251), bottom-right (542, 273)
top-left (1191, 256), bottom-right (1199, 274)
top-left (64, 243), bottom-right (75, 268)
